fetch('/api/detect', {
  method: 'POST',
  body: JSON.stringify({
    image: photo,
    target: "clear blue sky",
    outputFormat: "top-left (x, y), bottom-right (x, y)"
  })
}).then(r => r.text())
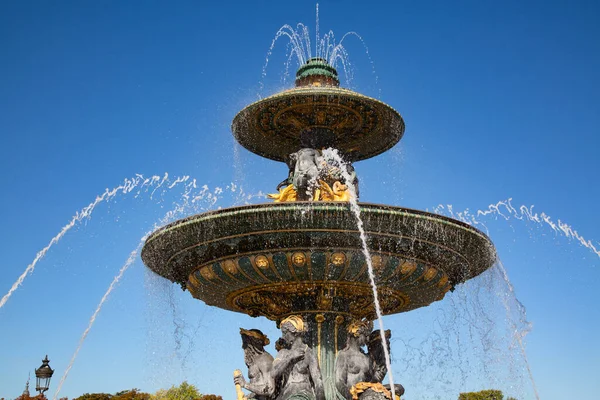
top-left (1, 1), bottom-right (598, 399)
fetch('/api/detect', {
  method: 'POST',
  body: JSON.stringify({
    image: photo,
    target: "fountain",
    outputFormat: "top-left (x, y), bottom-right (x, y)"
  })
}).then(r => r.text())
top-left (141, 57), bottom-right (496, 400)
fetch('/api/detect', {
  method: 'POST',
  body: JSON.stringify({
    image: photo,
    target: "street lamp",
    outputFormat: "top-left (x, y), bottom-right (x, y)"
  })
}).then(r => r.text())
top-left (35, 355), bottom-right (54, 396)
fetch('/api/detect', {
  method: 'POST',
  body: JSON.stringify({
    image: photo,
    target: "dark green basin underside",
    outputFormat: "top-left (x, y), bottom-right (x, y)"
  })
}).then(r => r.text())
top-left (141, 202), bottom-right (496, 317)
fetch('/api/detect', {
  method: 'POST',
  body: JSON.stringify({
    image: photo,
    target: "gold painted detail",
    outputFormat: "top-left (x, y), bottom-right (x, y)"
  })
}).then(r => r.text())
top-left (371, 255), bottom-right (385, 271)
top-left (331, 252), bottom-right (347, 266)
top-left (234, 369), bottom-right (246, 400)
top-left (348, 320), bottom-right (374, 337)
top-left (350, 382), bottom-right (399, 400)
top-left (258, 98), bottom-right (377, 142)
top-left (423, 268), bottom-right (437, 281)
top-left (317, 287), bottom-right (335, 310)
top-left (269, 180), bottom-right (350, 203)
top-left (199, 266), bottom-right (216, 280)
top-left (268, 184), bottom-right (297, 202)
top-left (239, 328), bottom-right (270, 345)
top-left (226, 281), bottom-right (409, 321)
top-left (400, 261), bottom-right (417, 275)
top-left (281, 315), bottom-right (306, 332)
top-left (438, 275), bottom-right (449, 287)
top-left (316, 314), bottom-right (325, 366)
top-left (254, 255), bottom-right (270, 269)
top-left (291, 252), bottom-right (306, 267)
top-left (223, 260), bottom-right (239, 274)
top-left (186, 251), bottom-right (456, 319)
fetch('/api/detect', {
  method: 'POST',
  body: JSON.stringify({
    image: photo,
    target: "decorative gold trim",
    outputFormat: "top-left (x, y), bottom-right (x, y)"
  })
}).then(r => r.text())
top-left (423, 267), bottom-right (437, 281)
top-left (281, 315), bottom-right (306, 332)
top-left (348, 320), bottom-right (373, 337)
top-left (285, 252), bottom-right (300, 281)
top-left (438, 275), bottom-right (449, 287)
top-left (291, 252), bottom-right (307, 267)
top-left (233, 369), bottom-right (246, 400)
top-left (331, 252), bottom-right (347, 266)
top-left (225, 281), bottom-right (410, 321)
top-left (239, 328), bottom-right (270, 345)
top-left (350, 382), bottom-right (398, 400)
top-left (223, 260), bottom-right (239, 274)
top-left (315, 314), bottom-right (325, 366)
top-left (199, 266), bottom-right (216, 280)
top-left (371, 255), bottom-right (385, 271)
top-left (254, 255), bottom-right (270, 270)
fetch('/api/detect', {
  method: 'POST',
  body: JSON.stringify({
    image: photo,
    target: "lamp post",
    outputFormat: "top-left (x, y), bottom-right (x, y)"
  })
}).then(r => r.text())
top-left (34, 355), bottom-right (54, 396)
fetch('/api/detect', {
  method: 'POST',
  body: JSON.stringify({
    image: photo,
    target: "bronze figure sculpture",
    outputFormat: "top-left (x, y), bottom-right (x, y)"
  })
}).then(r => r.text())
top-left (335, 321), bottom-right (374, 399)
top-left (235, 329), bottom-right (276, 400)
top-left (271, 316), bottom-right (325, 400)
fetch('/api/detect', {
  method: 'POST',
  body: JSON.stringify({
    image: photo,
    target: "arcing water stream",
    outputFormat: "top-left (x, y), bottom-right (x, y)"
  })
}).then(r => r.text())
top-left (433, 198), bottom-right (600, 259)
top-left (0, 173), bottom-right (191, 310)
top-left (51, 179), bottom-right (251, 399)
top-left (4, 167), bottom-right (595, 399)
top-left (322, 148), bottom-right (396, 399)
top-left (260, 4), bottom-right (379, 95)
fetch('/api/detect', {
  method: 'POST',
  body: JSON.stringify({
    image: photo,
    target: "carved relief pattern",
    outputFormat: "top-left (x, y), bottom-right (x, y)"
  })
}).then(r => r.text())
top-left (186, 250), bottom-right (452, 321)
top-left (232, 88), bottom-right (405, 162)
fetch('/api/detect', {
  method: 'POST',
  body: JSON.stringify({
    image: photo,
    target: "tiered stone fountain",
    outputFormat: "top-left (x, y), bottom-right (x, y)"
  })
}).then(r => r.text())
top-left (141, 57), bottom-right (496, 400)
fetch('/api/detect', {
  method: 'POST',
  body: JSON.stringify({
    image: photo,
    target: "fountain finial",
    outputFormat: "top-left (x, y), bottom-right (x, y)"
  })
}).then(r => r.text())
top-left (295, 57), bottom-right (340, 87)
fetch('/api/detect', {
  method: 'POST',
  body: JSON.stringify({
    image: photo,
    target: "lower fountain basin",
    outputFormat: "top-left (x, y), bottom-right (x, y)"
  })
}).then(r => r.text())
top-left (141, 202), bottom-right (496, 321)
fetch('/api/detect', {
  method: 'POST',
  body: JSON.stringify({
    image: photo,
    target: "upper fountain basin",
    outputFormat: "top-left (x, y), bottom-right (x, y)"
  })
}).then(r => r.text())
top-left (231, 86), bottom-right (405, 163)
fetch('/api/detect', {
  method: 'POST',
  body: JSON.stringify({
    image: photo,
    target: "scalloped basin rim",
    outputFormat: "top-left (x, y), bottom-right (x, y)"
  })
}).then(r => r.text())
top-left (144, 201), bottom-right (491, 245)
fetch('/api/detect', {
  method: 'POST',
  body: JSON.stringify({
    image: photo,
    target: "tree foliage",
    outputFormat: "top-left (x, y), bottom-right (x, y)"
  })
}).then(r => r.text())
top-left (114, 389), bottom-right (151, 400)
top-left (74, 389), bottom-right (151, 400)
top-left (151, 382), bottom-right (202, 400)
top-left (61, 382), bottom-right (220, 400)
top-left (458, 390), bottom-right (504, 400)
top-left (199, 395), bottom-right (222, 400)
top-left (15, 394), bottom-right (47, 400)
top-left (73, 393), bottom-right (113, 400)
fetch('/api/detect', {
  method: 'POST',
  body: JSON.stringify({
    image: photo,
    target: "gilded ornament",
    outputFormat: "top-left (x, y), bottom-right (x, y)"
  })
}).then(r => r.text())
top-left (255, 255), bottom-right (269, 269)
top-left (281, 315), bottom-right (306, 332)
top-left (423, 268), bottom-right (437, 281)
top-left (438, 275), bottom-right (449, 287)
top-left (239, 328), bottom-right (270, 345)
top-left (199, 266), bottom-right (216, 280)
top-left (347, 320), bottom-right (373, 337)
top-left (331, 252), bottom-right (347, 266)
top-left (316, 288), bottom-right (334, 310)
top-left (371, 255), bottom-right (384, 271)
top-left (268, 184), bottom-right (297, 202)
top-left (318, 180), bottom-right (351, 202)
top-left (223, 260), bottom-right (238, 274)
top-left (400, 261), bottom-right (417, 275)
top-left (292, 252), bottom-right (306, 267)
top-left (350, 382), bottom-right (399, 400)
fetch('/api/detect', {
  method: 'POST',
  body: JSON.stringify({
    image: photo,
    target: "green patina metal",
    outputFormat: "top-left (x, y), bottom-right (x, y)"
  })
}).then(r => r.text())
top-left (141, 57), bottom-right (497, 400)
top-left (295, 57), bottom-right (340, 84)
